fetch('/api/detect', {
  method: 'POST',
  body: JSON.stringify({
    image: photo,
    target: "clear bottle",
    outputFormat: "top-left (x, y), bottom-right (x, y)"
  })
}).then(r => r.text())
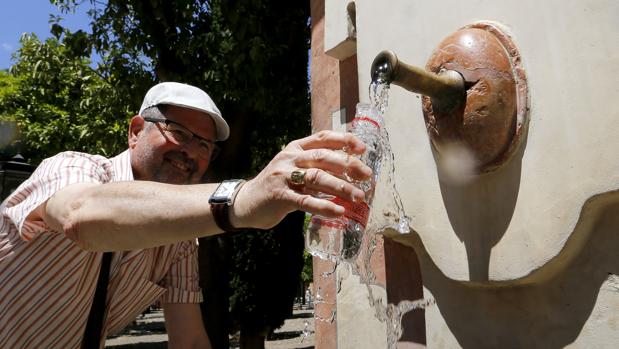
top-left (305, 103), bottom-right (384, 262)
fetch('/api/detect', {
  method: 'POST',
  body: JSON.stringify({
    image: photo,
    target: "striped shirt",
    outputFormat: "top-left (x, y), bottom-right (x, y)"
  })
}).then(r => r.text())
top-left (0, 150), bottom-right (203, 349)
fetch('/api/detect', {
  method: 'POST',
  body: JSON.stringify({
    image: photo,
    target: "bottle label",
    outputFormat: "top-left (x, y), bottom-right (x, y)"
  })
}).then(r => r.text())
top-left (311, 217), bottom-right (345, 229)
top-left (333, 197), bottom-right (370, 228)
top-left (352, 116), bottom-right (380, 129)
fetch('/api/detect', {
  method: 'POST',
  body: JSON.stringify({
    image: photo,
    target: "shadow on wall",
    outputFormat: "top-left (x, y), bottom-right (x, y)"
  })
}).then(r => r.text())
top-left (435, 143), bottom-right (524, 282)
top-left (386, 189), bottom-right (619, 348)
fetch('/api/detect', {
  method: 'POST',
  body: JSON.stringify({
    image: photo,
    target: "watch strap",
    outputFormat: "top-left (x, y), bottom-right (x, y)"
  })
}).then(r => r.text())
top-left (209, 179), bottom-right (246, 232)
top-left (211, 202), bottom-right (240, 232)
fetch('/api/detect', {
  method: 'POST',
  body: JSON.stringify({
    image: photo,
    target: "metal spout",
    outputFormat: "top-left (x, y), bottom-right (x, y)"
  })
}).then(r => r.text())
top-left (370, 50), bottom-right (465, 111)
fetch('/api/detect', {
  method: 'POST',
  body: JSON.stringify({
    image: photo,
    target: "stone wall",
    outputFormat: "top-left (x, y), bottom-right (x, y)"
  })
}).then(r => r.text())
top-left (311, 0), bottom-right (619, 348)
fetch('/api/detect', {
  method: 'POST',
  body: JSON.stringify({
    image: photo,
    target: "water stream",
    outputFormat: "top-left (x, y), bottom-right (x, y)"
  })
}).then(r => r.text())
top-left (307, 81), bottom-right (434, 348)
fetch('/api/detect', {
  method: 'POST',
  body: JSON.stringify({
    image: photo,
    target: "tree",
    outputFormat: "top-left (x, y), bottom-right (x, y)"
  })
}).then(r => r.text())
top-left (0, 70), bottom-right (21, 157)
top-left (0, 34), bottom-right (133, 164)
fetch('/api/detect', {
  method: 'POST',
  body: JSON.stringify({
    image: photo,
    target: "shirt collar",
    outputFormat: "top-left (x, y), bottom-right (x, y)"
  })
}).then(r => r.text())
top-left (110, 149), bottom-right (134, 182)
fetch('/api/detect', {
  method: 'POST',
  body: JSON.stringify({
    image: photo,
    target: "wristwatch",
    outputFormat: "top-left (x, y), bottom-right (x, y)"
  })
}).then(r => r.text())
top-left (209, 179), bottom-right (246, 232)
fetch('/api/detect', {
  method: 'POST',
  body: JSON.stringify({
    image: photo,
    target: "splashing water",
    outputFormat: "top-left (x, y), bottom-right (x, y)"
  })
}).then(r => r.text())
top-left (366, 81), bottom-right (411, 236)
top-left (300, 319), bottom-right (314, 343)
top-left (385, 298), bottom-right (437, 348)
top-left (315, 286), bottom-right (324, 302)
top-left (306, 81), bottom-right (433, 348)
top-left (362, 81), bottom-right (431, 349)
top-left (370, 81), bottom-right (391, 116)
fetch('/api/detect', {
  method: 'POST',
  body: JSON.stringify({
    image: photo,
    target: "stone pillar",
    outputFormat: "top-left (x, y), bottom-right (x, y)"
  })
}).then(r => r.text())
top-left (310, 0), bottom-right (359, 348)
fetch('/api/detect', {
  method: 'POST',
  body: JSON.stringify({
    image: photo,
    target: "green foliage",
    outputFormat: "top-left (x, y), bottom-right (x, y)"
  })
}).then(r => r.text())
top-left (0, 71), bottom-right (19, 103)
top-left (0, 71), bottom-right (22, 157)
top-left (0, 34), bottom-right (134, 164)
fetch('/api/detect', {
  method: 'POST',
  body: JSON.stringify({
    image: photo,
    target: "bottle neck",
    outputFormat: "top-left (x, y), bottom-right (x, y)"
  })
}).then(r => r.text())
top-left (352, 116), bottom-right (381, 129)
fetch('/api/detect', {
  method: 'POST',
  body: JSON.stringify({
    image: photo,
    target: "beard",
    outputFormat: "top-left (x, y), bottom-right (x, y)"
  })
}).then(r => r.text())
top-left (134, 149), bottom-right (202, 185)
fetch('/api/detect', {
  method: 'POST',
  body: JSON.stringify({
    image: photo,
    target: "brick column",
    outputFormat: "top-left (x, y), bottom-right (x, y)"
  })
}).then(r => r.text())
top-left (310, 0), bottom-right (358, 348)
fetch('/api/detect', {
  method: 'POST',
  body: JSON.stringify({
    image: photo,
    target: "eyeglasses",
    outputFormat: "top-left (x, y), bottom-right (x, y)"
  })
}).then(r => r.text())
top-left (143, 116), bottom-right (220, 160)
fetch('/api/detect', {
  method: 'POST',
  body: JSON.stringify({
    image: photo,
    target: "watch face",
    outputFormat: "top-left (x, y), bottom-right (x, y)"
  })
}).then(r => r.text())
top-left (210, 180), bottom-right (242, 204)
top-left (216, 181), bottom-right (237, 197)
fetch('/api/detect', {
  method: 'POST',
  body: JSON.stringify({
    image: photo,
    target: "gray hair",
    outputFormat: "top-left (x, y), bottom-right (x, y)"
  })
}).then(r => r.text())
top-left (141, 104), bottom-right (168, 119)
top-left (140, 105), bottom-right (168, 129)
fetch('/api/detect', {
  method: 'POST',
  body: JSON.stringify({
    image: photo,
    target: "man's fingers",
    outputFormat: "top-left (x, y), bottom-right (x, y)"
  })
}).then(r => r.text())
top-left (293, 168), bottom-right (365, 203)
top-left (256, 129), bottom-right (376, 226)
top-left (292, 192), bottom-right (345, 218)
top-left (290, 130), bottom-right (366, 154)
top-left (294, 149), bottom-right (372, 181)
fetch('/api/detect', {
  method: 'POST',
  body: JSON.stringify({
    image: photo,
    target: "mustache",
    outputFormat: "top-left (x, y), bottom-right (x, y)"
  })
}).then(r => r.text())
top-left (165, 151), bottom-right (198, 172)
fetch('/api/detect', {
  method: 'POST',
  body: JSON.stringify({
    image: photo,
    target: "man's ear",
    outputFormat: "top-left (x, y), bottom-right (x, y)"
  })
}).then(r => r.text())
top-left (128, 115), bottom-right (145, 149)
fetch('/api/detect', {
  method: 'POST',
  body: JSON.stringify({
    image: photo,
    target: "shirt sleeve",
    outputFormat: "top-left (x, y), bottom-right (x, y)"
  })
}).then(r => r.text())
top-left (159, 239), bottom-right (204, 304)
top-left (1, 152), bottom-right (111, 241)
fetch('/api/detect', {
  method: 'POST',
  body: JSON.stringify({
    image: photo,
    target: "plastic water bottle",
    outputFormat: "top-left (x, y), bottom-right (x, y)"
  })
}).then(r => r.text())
top-left (305, 103), bottom-right (384, 262)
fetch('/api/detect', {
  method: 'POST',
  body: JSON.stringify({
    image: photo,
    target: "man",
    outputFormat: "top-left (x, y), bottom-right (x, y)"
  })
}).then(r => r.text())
top-left (0, 82), bottom-right (371, 348)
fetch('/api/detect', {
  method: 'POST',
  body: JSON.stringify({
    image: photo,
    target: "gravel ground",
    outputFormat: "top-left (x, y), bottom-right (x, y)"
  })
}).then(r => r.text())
top-left (105, 308), bottom-right (315, 349)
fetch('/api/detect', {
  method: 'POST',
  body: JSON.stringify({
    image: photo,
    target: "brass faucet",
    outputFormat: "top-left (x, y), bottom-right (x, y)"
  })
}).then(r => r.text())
top-left (371, 50), bottom-right (466, 112)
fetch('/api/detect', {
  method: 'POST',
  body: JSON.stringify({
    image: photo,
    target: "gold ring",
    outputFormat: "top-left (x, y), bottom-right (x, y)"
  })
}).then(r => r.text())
top-left (290, 169), bottom-right (307, 186)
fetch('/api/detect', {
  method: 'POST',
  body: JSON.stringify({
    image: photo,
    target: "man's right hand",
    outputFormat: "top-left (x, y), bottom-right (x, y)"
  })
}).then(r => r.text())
top-left (230, 130), bottom-right (373, 230)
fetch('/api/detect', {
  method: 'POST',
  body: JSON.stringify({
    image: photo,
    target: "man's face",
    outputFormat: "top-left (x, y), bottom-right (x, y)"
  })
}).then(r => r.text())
top-left (129, 105), bottom-right (218, 184)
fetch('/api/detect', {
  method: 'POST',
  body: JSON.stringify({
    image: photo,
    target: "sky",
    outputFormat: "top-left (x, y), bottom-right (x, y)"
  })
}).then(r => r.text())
top-left (0, 0), bottom-right (93, 70)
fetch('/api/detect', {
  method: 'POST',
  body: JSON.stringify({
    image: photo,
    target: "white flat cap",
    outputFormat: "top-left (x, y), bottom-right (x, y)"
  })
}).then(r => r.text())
top-left (139, 82), bottom-right (230, 141)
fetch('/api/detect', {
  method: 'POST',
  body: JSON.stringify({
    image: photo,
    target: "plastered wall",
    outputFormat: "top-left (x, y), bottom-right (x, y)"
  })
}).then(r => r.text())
top-left (319, 0), bottom-right (619, 347)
